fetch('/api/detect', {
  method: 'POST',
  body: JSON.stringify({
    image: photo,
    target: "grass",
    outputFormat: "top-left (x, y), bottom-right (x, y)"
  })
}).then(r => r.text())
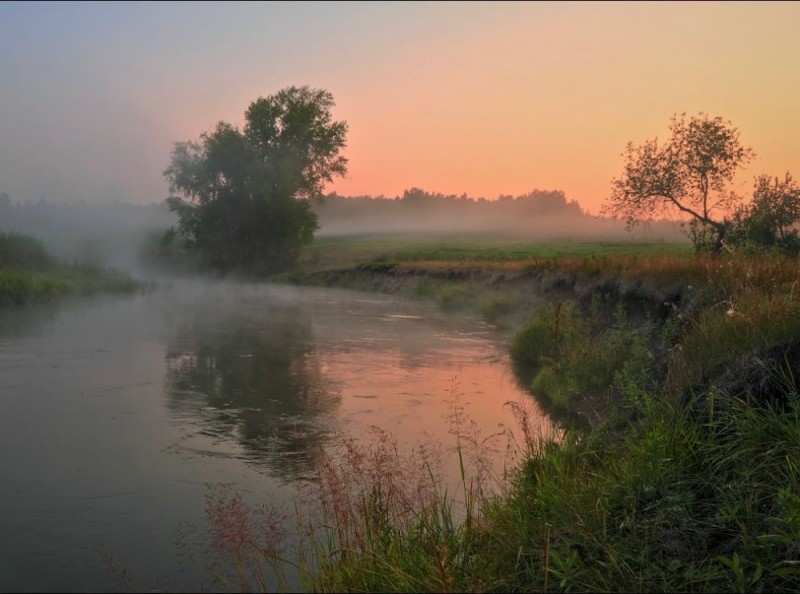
top-left (0, 265), bottom-right (141, 306)
top-left (477, 292), bottom-right (519, 326)
top-left (436, 284), bottom-right (472, 310)
top-left (299, 234), bottom-right (692, 273)
top-left (473, 392), bottom-right (800, 592)
top-left (181, 389), bottom-right (545, 593)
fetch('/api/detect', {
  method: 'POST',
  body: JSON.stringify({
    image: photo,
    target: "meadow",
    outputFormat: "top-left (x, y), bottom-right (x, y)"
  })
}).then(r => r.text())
top-left (300, 234), bottom-right (692, 271)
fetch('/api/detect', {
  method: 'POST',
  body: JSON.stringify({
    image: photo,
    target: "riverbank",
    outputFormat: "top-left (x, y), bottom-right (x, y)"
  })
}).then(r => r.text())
top-left (0, 231), bottom-right (142, 306)
top-left (286, 240), bottom-right (800, 415)
top-left (263, 237), bottom-right (800, 592)
top-left (0, 266), bottom-right (142, 306)
top-left (282, 241), bottom-right (693, 423)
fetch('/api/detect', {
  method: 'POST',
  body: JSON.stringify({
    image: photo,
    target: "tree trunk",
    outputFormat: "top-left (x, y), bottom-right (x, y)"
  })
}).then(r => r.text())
top-left (711, 221), bottom-right (730, 255)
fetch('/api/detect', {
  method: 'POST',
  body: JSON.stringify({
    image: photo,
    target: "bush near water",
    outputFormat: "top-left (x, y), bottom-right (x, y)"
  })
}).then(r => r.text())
top-left (0, 231), bottom-right (140, 306)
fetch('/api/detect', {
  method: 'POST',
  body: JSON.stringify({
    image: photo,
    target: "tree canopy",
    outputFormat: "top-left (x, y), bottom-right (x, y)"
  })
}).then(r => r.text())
top-left (164, 86), bottom-right (348, 274)
top-left (603, 113), bottom-right (754, 252)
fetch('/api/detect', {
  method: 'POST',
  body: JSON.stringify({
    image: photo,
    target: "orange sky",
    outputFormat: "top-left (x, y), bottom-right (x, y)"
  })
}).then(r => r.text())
top-left (1, 2), bottom-right (798, 214)
top-left (321, 2), bottom-right (800, 214)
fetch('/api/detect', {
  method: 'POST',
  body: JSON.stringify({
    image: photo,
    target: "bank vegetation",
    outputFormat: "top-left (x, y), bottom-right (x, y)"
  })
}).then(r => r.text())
top-left (0, 231), bottom-right (140, 306)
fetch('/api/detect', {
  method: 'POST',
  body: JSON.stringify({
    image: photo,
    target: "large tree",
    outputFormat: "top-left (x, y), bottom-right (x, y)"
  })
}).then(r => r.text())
top-left (164, 86), bottom-right (348, 274)
top-left (603, 113), bottom-right (754, 252)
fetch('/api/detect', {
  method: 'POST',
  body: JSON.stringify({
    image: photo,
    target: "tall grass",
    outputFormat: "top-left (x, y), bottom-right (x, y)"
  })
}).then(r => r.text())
top-left (183, 391), bottom-right (551, 593)
top-left (475, 390), bottom-right (800, 592)
top-left (510, 299), bottom-right (656, 419)
top-left (190, 388), bottom-right (800, 592)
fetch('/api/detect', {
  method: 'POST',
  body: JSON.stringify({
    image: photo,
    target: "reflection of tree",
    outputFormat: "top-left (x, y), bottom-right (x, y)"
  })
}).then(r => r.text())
top-left (164, 302), bottom-right (340, 480)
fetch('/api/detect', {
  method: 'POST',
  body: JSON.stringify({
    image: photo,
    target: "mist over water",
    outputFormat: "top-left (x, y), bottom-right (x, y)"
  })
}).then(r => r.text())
top-left (0, 279), bottom-right (547, 591)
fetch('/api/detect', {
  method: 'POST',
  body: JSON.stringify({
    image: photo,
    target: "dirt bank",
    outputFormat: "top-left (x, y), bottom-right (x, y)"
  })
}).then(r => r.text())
top-left (283, 262), bottom-right (695, 425)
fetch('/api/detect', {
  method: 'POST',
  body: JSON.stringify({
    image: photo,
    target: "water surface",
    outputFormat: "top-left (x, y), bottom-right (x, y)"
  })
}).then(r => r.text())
top-left (0, 280), bottom-right (551, 591)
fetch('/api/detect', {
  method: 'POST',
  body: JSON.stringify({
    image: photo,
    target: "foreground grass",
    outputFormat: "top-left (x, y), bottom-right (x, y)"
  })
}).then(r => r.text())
top-left (196, 390), bottom-right (800, 593)
top-left (308, 394), bottom-right (800, 592)
top-left (475, 394), bottom-right (800, 592)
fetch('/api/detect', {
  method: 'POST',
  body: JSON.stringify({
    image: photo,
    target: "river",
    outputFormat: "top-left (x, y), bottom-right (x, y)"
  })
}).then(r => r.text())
top-left (0, 280), bottom-right (552, 592)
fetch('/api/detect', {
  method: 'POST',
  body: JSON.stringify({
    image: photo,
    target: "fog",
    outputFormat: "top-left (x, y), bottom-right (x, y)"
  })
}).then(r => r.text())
top-left (0, 189), bottom-right (687, 278)
top-left (0, 200), bottom-right (176, 274)
top-left (312, 189), bottom-right (687, 243)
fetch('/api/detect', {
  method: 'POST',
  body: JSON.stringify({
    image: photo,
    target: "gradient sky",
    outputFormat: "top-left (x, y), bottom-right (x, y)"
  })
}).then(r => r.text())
top-left (1, 1), bottom-right (798, 214)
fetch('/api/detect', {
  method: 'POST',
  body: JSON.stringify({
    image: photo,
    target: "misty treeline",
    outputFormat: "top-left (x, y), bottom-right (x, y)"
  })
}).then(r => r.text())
top-left (310, 187), bottom-right (684, 240)
top-left (0, 199), bottom-right (175, 271)
top-left (0, 189), bottom-right (685, 277)
top-left (312, 187), bottom-right (582, 235)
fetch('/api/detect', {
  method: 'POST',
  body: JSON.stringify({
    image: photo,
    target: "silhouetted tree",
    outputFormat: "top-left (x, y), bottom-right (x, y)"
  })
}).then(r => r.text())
top-left (603, 113), bottom-right (754, 252)
top-left (164, 86), bottom-right (348, 274)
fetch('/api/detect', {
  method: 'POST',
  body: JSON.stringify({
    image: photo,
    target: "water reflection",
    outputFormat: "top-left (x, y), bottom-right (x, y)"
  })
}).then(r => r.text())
top-left (164, 297), bottom-right (339, 480)
top-left (0, 299), bottom-right (62, 337)
top-left (157, 283), bottom-right (548, 489)
top-left (0, 280), bottom-right (548, 592)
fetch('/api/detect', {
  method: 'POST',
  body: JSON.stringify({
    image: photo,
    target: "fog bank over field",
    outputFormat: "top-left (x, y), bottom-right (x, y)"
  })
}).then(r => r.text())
top-left (312, 189), bottom-right (687, 242)
top-left (0, 188), bottom-right (687, 277)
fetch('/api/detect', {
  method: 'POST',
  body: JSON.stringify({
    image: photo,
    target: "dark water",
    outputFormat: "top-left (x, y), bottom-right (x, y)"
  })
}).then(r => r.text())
top-left (0, 280), bottom-right (551, 592)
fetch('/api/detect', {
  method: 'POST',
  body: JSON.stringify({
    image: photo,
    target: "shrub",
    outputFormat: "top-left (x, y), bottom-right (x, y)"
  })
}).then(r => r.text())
top-left (477, 292), bottom-right (518, 324)
top-left (436, 284), bottom-right (471, 310)
top-left (510, 302), bottom-right (577, 378)
top-left (0, 231), bottom-right (55, 270)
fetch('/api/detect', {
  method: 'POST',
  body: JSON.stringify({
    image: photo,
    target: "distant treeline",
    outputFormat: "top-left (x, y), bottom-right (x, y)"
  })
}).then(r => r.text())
top-left (0, 189), bottom-right (688, 271)
top-left (312, 188), bottom-right (581, 236)
top-left (312, 188), bottom-right (685, 241)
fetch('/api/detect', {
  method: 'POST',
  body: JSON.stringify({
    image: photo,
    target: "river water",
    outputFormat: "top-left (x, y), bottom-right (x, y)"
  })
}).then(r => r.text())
top-left (0, 280), bottom-right (551, 592)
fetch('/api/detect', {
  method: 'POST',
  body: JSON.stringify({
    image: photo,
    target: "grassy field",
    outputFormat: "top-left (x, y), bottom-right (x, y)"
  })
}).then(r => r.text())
top-left (300, 234), bottom-right (692, 272)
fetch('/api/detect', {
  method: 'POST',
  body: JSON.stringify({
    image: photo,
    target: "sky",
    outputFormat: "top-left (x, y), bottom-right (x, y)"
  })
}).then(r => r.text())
top-left (0, 1), bottom-right (798, 214)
